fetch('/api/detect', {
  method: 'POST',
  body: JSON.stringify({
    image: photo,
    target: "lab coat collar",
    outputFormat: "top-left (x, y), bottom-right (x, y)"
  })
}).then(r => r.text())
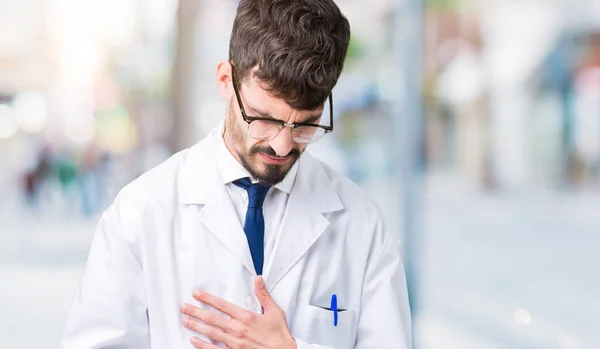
top-left (178, 132), bottom-right (219, 205)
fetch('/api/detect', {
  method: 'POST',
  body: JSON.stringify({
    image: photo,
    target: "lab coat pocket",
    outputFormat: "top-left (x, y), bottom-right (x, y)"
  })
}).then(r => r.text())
top-left (294, 305), bottom-right (358, 349)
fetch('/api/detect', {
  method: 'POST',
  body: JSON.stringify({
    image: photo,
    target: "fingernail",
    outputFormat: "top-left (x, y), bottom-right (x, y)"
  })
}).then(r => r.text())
top-left (193, 290), bottom-right (202, 298)
top-left (257, 276), bottom-right (265, 287)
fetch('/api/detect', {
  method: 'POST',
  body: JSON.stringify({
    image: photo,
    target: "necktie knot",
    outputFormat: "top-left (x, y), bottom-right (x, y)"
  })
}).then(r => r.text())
top-left (233, 178), bottom-right (271, 208)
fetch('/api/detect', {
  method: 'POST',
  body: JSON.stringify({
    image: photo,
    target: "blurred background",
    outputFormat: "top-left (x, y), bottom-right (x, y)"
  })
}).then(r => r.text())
top-left (1, 0), bottom-right (599, 348)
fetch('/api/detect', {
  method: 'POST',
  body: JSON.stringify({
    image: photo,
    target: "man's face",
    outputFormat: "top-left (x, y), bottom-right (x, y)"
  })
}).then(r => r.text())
top-left (223, 69), bottom-right (324, 186)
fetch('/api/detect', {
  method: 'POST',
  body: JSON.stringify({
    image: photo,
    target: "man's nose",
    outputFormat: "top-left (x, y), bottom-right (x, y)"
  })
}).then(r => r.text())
top-left (268, 127), bottom-right (295, 157)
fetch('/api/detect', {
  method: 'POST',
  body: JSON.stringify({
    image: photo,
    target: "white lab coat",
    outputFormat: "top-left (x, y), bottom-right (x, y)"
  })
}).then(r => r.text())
top-left (60, 126), bottom-right (412, 349)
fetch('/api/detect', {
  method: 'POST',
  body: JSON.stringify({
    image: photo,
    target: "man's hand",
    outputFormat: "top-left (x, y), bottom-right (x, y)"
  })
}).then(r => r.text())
top-left (181, 276), bottom-right (297, 349)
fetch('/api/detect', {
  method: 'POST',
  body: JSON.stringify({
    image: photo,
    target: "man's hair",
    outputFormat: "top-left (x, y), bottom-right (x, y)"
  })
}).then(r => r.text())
top-left (229, 0), bottom-right (351, 111)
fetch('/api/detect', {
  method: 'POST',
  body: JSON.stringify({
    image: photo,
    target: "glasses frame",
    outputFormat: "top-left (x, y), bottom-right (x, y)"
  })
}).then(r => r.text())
top-left (230, 65), bottom-right (334, 143)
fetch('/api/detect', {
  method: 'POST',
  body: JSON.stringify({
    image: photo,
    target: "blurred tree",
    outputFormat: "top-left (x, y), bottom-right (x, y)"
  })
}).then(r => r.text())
top-left (424, 0), bottom-right (461, 11)
top-left (171, 0), bottom-right (202, 152)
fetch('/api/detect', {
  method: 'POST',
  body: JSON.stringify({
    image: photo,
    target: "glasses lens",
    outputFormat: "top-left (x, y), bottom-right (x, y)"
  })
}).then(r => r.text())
top-left (293, 126), bottom-right (326, 144)
top-left (248, 120), bottom-right (283, 140)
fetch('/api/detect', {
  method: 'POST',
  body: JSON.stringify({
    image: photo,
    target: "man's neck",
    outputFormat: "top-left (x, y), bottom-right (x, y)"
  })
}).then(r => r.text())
top-left (222, 125), bottom-right (244, 167)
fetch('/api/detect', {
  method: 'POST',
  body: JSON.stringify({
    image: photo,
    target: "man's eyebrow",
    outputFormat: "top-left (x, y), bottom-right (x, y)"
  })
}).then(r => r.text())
top-left (298, 114), bottom-right (323, 124)
top-left (249, 106), bottom-right (323, 124)
top-left (249, 106), bottom-right (277, 120)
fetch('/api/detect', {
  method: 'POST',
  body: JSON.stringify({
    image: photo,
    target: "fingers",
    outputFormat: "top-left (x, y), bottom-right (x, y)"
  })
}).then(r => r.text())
top-left (254, 276), bottom-right (277, 314)
top-left (184, 287), bottom-right (290, 349)
top-left (189, 336), bottom-right (222, 349)
top-left (183, 317), bottom-right (233, 348)
top-left (193, 291), bottom-right (246, 320)
top-left (181, 303), bottom-right (236, 333)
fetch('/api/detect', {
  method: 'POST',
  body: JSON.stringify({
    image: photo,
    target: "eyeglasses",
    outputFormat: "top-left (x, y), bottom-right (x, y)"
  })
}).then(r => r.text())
top-left (230, 66), bottom-right (333, 144)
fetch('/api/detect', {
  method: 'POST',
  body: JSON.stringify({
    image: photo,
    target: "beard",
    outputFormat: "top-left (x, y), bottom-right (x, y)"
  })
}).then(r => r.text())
top-left (226, 102), bottom-right (303, 186)
top-left (240, 144), bottom-right (302, 186)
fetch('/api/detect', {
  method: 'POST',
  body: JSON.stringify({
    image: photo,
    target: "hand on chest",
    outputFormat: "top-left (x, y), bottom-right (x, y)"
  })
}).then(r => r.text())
top-left (186, 242), bottom-right (362, 349)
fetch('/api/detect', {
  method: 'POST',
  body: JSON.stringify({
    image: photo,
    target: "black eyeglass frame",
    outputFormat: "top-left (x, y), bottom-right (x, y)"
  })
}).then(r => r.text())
top-left (230, 65), bottom-right (334, 142)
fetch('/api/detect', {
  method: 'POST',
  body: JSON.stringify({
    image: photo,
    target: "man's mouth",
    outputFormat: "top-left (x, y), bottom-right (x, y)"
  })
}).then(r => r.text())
top-left (259, 152), bottom-right (291, 165)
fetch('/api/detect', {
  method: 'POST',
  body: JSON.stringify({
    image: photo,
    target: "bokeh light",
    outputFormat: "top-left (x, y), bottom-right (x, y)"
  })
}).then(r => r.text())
top-left (514, 309), bottom-right (532, 325)
top-left (14, 91), bottom-right (48, 134)
top-left (0, 104), bottom-right (18, 139)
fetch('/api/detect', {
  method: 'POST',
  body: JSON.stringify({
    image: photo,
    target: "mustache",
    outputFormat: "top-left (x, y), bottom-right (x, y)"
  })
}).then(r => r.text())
top-left (249, 145), bottom-right (301, 159)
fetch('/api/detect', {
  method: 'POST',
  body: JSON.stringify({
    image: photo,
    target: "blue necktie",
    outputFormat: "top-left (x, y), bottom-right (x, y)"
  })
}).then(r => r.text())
top-left (233, 178), bottom-right (270, 275)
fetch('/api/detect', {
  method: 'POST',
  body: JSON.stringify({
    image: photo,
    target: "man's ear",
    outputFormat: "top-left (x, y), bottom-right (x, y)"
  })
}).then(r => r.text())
top-left (216, 60), bottom-right (233, 101)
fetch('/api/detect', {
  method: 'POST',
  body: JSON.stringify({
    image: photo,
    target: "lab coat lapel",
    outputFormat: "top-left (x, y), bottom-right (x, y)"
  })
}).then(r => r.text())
top-left (199, 189), bottom-right (257, 276)
top-left (179, 132), bottom-right (256, 276)
top-left (265, 154), bottom-right (343, 292)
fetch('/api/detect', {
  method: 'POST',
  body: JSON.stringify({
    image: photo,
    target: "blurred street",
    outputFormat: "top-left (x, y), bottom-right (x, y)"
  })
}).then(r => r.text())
top-left (420, 176), bottom-right (600, 349)
top-left (2, 175), bottom-right (598, 349)
top-left (0, 193), bottom-right (97, 348)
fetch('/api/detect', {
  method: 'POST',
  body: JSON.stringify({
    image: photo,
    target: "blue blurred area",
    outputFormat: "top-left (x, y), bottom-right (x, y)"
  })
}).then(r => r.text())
top-left (1, 0), bottom-right (599, 348)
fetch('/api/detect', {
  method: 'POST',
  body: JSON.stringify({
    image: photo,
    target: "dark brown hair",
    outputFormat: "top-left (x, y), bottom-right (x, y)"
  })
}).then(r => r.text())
top-left (229, 0), bottom-right (351, 111)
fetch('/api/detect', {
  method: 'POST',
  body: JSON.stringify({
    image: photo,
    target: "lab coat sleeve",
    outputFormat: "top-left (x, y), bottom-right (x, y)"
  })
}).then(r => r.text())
top-left (60, 211), bottom-right (150, 349)
top-left (354, 219), bottom-right (412, 349)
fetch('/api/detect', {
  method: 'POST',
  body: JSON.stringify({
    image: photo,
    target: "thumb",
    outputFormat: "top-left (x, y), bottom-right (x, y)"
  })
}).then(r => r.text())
top-left (254, 276), bottom-right (277, 313)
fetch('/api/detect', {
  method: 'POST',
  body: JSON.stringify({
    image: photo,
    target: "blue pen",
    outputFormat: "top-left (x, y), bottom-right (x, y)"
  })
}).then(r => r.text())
top-left (330, 294), bottom-right (338, 326)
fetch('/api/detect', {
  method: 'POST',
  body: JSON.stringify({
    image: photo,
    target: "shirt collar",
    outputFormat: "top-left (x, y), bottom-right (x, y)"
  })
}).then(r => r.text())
top-left (213, 119), bottom-right (298, 194)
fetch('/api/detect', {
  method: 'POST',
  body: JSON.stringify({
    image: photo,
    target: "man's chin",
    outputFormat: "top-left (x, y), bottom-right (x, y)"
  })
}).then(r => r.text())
top-left (255, 166), bottom-right (289, 185)
top-left (251, 161), bottom-right (294, 185)
top-left (241, 152), bottom-right (299, 186)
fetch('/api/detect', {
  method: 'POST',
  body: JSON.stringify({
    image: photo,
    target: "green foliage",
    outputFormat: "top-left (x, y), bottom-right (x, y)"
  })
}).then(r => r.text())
top-left (424, 0), bottom-right (462, 11)
top-left (346, 35), bottom-right (365, 61)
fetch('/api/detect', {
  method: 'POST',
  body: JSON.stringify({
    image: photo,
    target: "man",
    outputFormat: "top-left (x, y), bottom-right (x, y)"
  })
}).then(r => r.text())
top-left (61, 0), bottom-right (412, 348)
